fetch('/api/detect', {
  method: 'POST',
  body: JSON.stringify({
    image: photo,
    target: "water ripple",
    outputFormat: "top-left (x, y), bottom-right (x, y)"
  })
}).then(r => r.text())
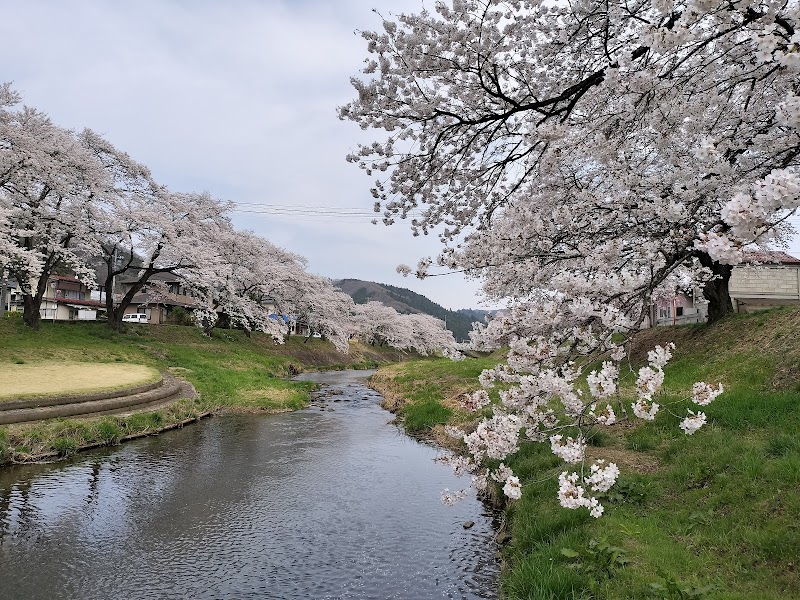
top-left (0, 370), bottom-right (498, 599)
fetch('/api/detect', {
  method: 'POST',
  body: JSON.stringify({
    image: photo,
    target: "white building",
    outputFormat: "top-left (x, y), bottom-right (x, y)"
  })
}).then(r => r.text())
top-left (730, 251), bottom-right (800, 313)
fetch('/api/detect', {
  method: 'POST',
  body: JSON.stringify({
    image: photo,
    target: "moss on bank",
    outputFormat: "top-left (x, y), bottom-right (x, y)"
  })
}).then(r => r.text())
top-left (371, 307), bottom-right (800, 600)
top-left (0, 314), bottom-right (410, 465)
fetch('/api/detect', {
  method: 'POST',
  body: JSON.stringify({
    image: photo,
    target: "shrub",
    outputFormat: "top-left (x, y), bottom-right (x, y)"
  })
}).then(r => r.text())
top-left (169, 307), bottom-right (194, 326)
top-left (0, 429), bottom-right (10, 463)
top-left (52, 437), bottom-right (78, 457)
top-left (95, 420), bottom-right (122, 446)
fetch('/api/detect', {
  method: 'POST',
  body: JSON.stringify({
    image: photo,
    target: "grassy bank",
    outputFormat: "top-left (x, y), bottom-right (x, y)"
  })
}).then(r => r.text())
top-left (371, 307), bottom-right (800, 600)
top-left (0, 314), bottom-right (409, 464)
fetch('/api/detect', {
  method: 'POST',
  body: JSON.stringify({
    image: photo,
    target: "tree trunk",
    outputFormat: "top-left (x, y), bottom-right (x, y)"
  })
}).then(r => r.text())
top-left (22, 295), bottom-right (42, 330)
top-left (0, 277), bottom-right (7, 314)
top-left (698, 252), bottom-right (734, 323)
top-left (108, 269), bottom-right (152, 331)
top-left (103, 255), bottom-right (118, 329)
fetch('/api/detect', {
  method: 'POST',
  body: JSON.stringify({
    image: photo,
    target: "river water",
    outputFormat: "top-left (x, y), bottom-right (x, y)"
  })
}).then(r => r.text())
top-left (0, 370), bottom-right (498, 599)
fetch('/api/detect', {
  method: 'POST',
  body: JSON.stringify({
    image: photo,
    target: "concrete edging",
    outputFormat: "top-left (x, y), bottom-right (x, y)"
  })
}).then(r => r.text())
top-left (0, 376), bottom-right (184, 425)
top-left (0, 378), bottom-right (164, 411)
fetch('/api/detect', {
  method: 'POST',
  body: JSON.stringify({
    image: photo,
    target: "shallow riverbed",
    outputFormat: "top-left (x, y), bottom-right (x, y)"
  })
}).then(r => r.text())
top-left (0, 370), bottom-right (498, 599)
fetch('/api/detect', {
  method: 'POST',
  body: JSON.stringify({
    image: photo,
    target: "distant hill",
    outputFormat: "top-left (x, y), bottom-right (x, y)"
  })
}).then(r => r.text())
top-left (456, 308), bottom-right (496, 322)
top-left (336, 279), bottom-right (494, 342)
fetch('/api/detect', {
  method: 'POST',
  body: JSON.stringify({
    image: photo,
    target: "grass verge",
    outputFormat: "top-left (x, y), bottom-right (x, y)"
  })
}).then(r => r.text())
top-left (371, 307), bottom-right (800, 599)
top-left (0, 313), bottom-right (410, 465)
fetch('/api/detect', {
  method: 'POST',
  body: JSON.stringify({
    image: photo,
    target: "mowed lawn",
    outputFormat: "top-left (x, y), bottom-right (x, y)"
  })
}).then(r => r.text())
top-left (0, 362), bottom-right (161, 400)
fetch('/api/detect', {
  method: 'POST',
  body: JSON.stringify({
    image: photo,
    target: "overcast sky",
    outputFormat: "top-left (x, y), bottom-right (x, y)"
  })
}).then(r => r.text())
top-left (3, 1), bottom-right (799, 310)
top-left (0, 0), bottom-right (499, 311)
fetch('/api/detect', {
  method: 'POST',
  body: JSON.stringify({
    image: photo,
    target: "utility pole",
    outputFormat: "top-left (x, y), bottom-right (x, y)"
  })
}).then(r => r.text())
top-left (0, 270), bottom-right (7, 315)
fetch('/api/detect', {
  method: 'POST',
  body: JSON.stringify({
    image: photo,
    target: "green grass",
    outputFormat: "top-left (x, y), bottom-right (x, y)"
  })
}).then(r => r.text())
top-left (370, 352), bottom-right (503, 430)
top-left (374, 307), bottom-right (800, 599)
top-left (0, 312), bottom-right (409, 463)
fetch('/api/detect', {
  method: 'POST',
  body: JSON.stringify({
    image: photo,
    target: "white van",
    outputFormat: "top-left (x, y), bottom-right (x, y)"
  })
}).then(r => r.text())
top-left (122, 313), bottom-right (149, 324)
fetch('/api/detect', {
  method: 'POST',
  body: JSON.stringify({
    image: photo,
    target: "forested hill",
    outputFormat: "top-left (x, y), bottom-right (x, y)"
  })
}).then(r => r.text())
top-left (336, 279), bottom-right (485, 342)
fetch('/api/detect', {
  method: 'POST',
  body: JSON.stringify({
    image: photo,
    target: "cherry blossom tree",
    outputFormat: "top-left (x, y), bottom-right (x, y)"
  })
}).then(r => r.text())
top-left (100, 189), bottom-right (233, 330)
top-left (185, 229), bottom-right (303, 338)
top-left (352, 301), bottom-right (458, 354)
top-left (403, 312), bottom-right (458, 355)
top-left (353, 300), bottom-right (414, 348)
top-left (77, 131), bottom-right (242, 333)
top-left (338, 0), bottom-right (800, 512)
top-left (0, 84), bottom-right (107, 329)
top-left (76, 128), bottom-right (167, 328)
top-left (281, 274), bottom-right (359, 353)
top-left (340, 0), bottom-right (800, 323)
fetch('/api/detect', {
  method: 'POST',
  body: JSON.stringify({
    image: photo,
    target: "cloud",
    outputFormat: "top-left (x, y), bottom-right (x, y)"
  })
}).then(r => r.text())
top-left (0, 0), bottom-right (494, 310)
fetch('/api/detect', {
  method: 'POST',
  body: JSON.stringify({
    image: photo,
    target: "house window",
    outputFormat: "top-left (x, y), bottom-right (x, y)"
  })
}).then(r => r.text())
top-left (676, 306), bottom-right (684, 317)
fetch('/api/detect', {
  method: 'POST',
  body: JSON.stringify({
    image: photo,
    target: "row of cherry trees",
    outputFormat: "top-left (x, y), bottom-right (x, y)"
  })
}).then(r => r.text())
top-left (0, 84), bottom-right (457, 355)
top-left (342, 0), bottom-right (799, 514)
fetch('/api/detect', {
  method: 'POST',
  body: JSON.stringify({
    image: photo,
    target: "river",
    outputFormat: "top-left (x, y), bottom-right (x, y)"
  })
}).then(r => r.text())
top-left (0, 370), bottom-right (498, 599)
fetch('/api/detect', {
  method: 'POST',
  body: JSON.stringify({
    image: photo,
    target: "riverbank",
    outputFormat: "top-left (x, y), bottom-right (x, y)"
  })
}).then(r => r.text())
top-left (0, 314), bottom-right (412, 465)
top-left (371, 307), bottom-right (800, 600)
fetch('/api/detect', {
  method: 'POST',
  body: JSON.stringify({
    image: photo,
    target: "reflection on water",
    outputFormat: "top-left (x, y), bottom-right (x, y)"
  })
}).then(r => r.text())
top-left (0, 370), bottom-right (498, 599)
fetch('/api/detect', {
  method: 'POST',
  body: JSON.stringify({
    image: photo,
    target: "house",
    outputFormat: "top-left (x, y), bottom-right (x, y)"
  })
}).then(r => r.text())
top-left (729, 250), bottom-right (800, 312)
top-left (648, 250), bottom-right (800, 326)
top-left (2, 275), bottom-right (102, 320)
top-left (39, 275), bottom-right (104, 321)
top-left (1, 278), bottom-right (24, 313)
top-left (118, 273), bottom-right (199, 325)
top-left (286, 316), bottom-right (311, 337)
top-left (650, 291), bottom-right (708, 327)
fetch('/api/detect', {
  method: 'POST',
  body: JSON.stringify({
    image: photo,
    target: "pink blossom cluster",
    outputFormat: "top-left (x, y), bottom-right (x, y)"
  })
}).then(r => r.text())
top-left (583, 461), bottom-right (620, 493)
top-left (630, 345), bottom-right (675, 421)
top-left (460, 390), bottom-right (491, 412)
top-left (557, 461), bottom-right (620, 518)
top-left (680, 411), bottom-right (708, 435)
top-left (587, 361), bottom-right (619, 399)
top-left (589, 404), bottom-right (617, 426)
top-left (463, 410), bottom-right (522, 461)
top-left (647, 343), bottom-right (675, 369)
top-left (692, 382), bottom-right (725, 406)
top-left (557, 472), bottom-right (605, 518)
top-left (491, 463), bottom-right (514, 483)
top-left (503, 477), bottom-right (522, 500)
top-left (549, 435), bottom-right (587, 464)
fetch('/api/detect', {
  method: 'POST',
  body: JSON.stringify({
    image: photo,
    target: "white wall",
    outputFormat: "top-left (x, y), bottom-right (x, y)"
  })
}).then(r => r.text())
top-left (730, 265), bottom-right (800, 310)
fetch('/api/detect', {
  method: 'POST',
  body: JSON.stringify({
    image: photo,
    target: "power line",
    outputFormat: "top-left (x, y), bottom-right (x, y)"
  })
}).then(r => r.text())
top-left (230, 201), bottom-right (427, 222)
top-left (231, 201), bottom-right (426, 216)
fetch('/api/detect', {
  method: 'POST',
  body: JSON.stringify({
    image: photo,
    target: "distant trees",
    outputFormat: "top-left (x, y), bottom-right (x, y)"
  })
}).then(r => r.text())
top-left (0, 84), bottom-right (457, 356)
top-left (341, 279), bottom-right (475, 340)
top-left (352, 300), bottom-right (456, 355)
